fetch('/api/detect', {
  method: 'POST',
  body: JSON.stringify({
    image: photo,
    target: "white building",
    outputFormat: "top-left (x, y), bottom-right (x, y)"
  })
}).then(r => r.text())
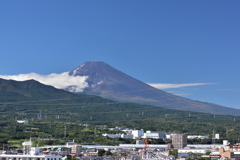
top-left (187, 135), bottom-right (209, 139)
top-left (65, 139), bottom-right (77, 146)
top-left (166, 133), bottom-right (176, 139)
top-left (102, 133), bottom-right (121, 138)
top-left (131, 129), bottom-right (144, 139)
top-left (215, 134), bottom-right (220, 139)
top-left (121, 133), bottom-right (134, 139)
top-left (223, 140), bottom-right (229, 145)
top-left (142, 131), bottom-right (166, 139)
top-left (17, 120), bottom-right (29, 124)
top-left (178, 149), bottom-right (209, 154)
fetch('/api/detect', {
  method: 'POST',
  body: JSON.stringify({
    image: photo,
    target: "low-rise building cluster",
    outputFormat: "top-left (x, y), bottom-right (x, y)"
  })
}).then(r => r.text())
top-left (102, 127), bottom-right (214, 142)
top-left (0, 139), bottom-right (237, 160)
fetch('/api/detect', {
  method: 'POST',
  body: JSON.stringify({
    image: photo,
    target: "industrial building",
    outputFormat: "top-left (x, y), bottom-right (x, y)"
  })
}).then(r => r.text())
top-left (142, 131), bottom-right (166, 139)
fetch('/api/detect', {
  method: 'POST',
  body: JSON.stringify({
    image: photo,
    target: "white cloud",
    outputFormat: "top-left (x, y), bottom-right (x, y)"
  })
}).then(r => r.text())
top-left (148, 83), bottom-right (210, 89)
top-left (0, 72), bottom-right (88, 92)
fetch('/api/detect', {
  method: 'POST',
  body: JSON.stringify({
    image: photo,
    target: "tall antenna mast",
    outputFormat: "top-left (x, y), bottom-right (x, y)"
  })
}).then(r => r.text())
top-left (142, 139), bottom-right (150, 159)
top-left (212, 130), bottom-right (215, 144)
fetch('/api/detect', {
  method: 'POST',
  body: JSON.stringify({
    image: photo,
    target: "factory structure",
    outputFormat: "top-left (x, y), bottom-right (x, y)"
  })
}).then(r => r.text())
top-left (103, 129), bottom-right (170, 140)
top-left (102, 128), bottom-right (213, 142)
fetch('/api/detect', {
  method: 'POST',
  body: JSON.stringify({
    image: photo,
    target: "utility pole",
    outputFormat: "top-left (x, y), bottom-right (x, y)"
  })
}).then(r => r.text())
top-left (64, 125), bottom-right (66, 138)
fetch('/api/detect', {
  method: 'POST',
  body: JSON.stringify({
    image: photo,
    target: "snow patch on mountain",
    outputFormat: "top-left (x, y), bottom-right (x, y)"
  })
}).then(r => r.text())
top-left (71, 64), bottom-right (86, 76)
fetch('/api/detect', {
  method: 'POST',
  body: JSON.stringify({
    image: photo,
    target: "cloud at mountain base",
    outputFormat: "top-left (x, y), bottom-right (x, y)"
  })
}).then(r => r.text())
top-left (0, 72), bottom-right (88, 92)
top-left (0, 72), bottom-right (211, 93)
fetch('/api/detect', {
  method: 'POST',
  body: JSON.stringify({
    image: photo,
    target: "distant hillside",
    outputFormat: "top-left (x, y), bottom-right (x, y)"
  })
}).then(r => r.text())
top-left (69, 61), bottom-right (240, 116)
top-left (1, 77), bottom-right (240, 140)
top-left (0, 78), bottom-right (78, 102)
top-left (0, 78), bottom-right (109, 104)
top-left (1, 78), bottom-right (240, 142)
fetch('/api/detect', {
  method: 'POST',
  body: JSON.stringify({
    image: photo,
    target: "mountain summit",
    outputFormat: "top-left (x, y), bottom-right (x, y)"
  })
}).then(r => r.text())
top-left (69, 61), bottom-right (240, 115)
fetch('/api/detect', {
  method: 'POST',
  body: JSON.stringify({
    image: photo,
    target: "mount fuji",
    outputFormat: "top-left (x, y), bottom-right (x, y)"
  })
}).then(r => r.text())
top-left (68, 61), bottom-right (240, 116)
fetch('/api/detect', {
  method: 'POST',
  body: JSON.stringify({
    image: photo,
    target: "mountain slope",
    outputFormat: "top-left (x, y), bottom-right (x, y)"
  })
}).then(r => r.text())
top-left (0, 78), bottom-right (109, 104)
top-left (69, 61), bottom-right (240, 116)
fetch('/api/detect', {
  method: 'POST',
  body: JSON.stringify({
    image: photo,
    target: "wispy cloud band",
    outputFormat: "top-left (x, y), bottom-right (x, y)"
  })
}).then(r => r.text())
top-left (148, 83), bottom-right (211, 89)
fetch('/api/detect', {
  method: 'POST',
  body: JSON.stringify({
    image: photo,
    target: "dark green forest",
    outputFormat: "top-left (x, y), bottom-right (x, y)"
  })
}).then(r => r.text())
top-left (0, 78), bottom-right (240, 148)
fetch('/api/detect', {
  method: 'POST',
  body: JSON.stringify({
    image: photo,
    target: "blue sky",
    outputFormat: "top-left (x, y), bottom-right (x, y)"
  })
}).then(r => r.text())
top-left (0, 1), bottom-right (240, 109)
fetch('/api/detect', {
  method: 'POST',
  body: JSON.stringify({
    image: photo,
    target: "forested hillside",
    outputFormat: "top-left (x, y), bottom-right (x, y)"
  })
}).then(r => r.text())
top-left (0, 78), bottom-right (239, 147)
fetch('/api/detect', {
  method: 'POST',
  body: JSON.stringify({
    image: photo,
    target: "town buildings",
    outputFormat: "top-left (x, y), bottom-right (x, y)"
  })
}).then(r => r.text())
top-left (0, 141), bottom-right (61, 160)
top-left (71, 145), bottom-right (82, 156)
top-left (210, 147), bottom-right (240, 159)
top-left (172, 134), bottom-right (187, 149)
